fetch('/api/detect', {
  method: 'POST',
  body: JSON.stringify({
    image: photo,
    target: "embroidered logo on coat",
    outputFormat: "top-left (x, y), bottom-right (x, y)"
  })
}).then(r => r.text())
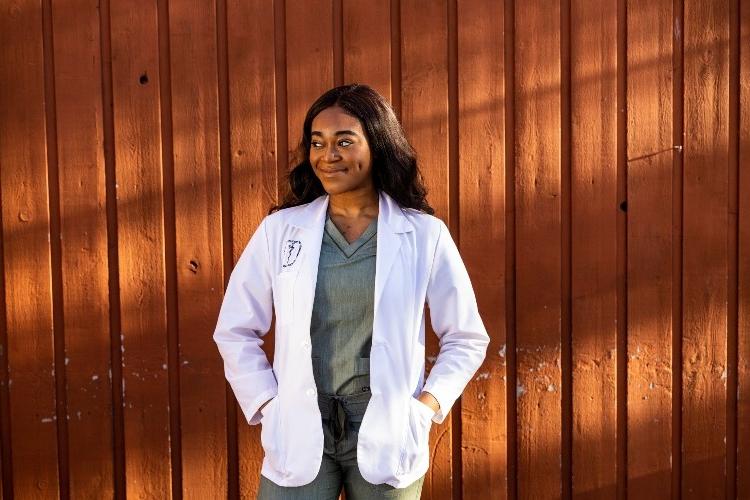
top-left (281, 239), bottom-right (302, 268)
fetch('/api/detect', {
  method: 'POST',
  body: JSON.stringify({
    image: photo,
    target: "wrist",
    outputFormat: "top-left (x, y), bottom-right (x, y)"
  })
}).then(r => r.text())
top-left (417, 391), bottom-right (440, 413)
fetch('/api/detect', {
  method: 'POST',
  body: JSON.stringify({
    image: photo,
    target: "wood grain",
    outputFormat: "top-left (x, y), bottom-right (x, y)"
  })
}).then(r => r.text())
top-left (457, 0), bottom-right (507, 497)
top-left (737, 0), bottom-right (750, 496)
top-left (570, 0), bottom-right (619, 497)
top-left (514, 0), bottom-right (563, 497)
top-left (109, 0), bottom-right (172, 496)
top-left (0, 0), bottom-right (59, 497)
top-left (51, 0), bottom-right (114, 496)
top-left (682, 0), bottom-right (730, 497)
top-left (626, 0), bottom-right (675, 496)
top-left (343, 0), bottom-right (392, 101)
top-left (168, 0), bottom-right (228, 497)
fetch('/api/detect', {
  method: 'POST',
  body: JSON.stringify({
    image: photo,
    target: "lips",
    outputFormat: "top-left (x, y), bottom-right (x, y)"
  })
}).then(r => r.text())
top-left (319, 167), bottom-right (347, 175)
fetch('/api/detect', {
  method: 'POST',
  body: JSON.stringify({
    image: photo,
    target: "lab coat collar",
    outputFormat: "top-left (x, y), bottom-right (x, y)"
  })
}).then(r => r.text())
top-left (286, 189), bottom-right (414, 320)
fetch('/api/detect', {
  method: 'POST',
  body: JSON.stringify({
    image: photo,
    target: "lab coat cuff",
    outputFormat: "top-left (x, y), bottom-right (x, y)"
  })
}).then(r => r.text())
top-left (225, 368), bottom-right (278, 425)
top-left (420, 383), bottom-right (454, 425)
top-left (245, 387), bottom-right (278, 426)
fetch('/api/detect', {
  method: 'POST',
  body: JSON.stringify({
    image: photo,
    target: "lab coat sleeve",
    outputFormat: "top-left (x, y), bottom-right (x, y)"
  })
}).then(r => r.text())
top-left (213, 217), bottom-right (277, 425)
top-left (422, 220), bottom-right (490, 424)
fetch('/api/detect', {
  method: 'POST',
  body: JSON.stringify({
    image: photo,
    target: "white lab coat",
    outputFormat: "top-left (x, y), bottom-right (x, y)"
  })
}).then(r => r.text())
top-left (213, 190), bottom-right (489, 488)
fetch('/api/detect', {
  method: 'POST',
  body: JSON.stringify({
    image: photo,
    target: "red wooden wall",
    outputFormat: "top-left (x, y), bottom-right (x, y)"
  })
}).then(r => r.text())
top-left (0, 0), bottom-right (748, 498)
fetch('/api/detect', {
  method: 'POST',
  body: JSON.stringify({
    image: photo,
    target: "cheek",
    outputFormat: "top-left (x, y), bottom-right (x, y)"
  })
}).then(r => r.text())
top-left (357, 150), bottom-right (373, 170)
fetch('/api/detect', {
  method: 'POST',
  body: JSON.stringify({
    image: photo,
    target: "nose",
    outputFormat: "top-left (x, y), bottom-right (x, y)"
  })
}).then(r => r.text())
top-left (323, 144), bottom-right (341, 162)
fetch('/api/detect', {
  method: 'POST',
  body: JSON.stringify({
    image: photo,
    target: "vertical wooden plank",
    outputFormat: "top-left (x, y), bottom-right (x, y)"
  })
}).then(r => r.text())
top-left (503, 2), bottom-right (518, 497)
top-left (401, 0), bottom-right (449, 220)
top-left (513, 0), bottom-right (562, 497)
top-left (333, 0), bottom-right (343, 87)
top-left (99, 1), bottom-right (127, 495)
top-left (616, 0), bottom-right (628, 497)
top-left (226, 0), bottom-right (278, 496)
top-left (0, 1), bottom-right (60, 497)
top-left (285, 0), bottom-right (334, 154)
top-left (626, 0), bottom-right (675, 496)
top-left (400, 1), bottom-right (451, 498)
top-left (737, 0), bottom-right (750, 496)
top-left (342, 0), bottom-right (392, 101)
top-left (570, 0), bottom-right (618, 497)
top-left (109, 1), bottom-right (172, 497)
top-left (682, 1), bottom-right (730, 497)
top-left (50, 0), bottom-right (114, 497)
top-left (168, 0), bottom-right (228, 497)
top-left (0, 248), bottom-right (6, 500)
top-left (456, 0), bottom-right (507, 497)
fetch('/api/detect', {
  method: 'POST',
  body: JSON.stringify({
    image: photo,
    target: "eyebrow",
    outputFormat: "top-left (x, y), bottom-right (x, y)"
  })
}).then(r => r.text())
top-left (311, 130), bottom-right (361, 137)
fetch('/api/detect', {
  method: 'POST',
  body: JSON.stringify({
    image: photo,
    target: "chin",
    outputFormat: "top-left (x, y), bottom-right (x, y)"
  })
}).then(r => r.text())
top-left (321, 184), bottom-right (353, 196)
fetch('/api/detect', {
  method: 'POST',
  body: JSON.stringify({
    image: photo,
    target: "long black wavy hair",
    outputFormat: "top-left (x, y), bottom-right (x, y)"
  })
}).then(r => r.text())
top-left (269, 83), bottom-right (434, 215)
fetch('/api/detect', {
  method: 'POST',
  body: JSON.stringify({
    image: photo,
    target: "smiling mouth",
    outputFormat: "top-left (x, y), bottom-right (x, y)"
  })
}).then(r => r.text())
top-left (320, 168), bottom-right (347, 175)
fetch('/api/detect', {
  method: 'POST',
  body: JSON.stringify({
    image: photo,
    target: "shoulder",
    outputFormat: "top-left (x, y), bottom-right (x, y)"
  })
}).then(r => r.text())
top-left (399, 207), bottom-right (446, 237)
top-left (261, 200), bottom-right (315, 229)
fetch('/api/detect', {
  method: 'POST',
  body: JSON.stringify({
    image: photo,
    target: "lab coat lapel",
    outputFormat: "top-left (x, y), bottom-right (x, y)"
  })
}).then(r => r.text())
top-left (287, 195), bottom-right (328, 333)
top-left (374, 191), bottom-right (404, 318)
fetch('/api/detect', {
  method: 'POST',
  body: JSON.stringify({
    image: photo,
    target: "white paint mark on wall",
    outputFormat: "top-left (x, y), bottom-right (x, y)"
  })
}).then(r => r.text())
top-left (517, 384), bottom-right (526, 397)
top-left (475, 372), bottom-right (490, 381)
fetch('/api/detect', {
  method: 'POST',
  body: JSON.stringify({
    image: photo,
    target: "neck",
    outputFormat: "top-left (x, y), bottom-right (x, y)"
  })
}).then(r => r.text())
top-left (328, 188), bottom-right (379, 218)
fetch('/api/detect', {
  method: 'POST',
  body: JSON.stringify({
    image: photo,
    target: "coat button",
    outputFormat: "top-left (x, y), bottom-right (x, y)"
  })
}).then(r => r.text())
top-left (306, 388), bottom-right (316, 397)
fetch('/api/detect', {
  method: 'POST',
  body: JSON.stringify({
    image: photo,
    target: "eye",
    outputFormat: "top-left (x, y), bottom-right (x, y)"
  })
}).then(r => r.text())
top-left (311, 140), bottom-right (323, 148)
top-left (338, 139), bottom-right (353, 147)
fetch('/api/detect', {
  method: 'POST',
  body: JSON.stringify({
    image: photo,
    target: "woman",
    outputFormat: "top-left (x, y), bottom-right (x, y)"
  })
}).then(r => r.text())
top-left (213, 84), bottom-right (489, 499)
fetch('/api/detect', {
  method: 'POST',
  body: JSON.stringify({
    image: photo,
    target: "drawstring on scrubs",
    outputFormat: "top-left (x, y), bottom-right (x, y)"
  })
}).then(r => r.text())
top-left (327, 397), bottom-right (348, 442)
top-left (317, 388), bottom-right (371, 444)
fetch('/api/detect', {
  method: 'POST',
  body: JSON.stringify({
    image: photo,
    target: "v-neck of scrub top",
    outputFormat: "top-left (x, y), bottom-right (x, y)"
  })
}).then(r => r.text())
top-left (325, 214), bottom-right (378, 258)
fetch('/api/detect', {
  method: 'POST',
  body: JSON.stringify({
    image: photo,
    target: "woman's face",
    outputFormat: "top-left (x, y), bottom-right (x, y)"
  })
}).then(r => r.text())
top-left (309, 106), bottom-right (374, 196)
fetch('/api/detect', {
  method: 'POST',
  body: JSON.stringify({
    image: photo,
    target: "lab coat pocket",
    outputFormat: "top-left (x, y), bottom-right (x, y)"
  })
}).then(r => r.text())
top-left (259, 396), bottom-right (285, 472)
top-left (273, 271), bottom-right (297, 326)
top-left (398, 396), bottom-right (434, 475)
